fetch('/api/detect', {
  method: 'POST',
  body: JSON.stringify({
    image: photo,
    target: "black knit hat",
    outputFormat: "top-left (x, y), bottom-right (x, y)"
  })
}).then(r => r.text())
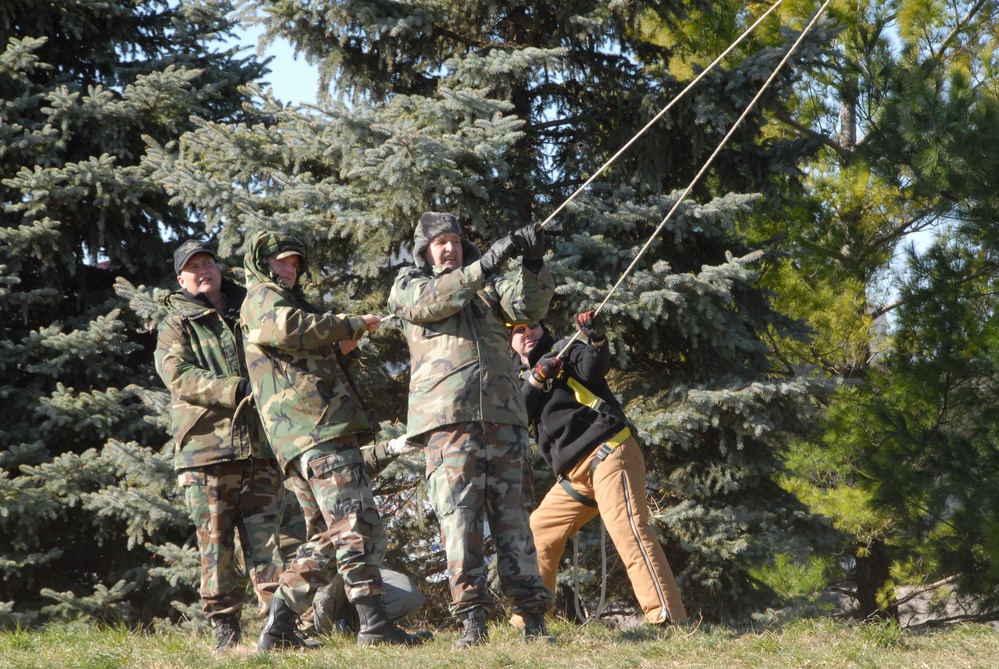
top-left (173, 239), bottom-right (217, 274)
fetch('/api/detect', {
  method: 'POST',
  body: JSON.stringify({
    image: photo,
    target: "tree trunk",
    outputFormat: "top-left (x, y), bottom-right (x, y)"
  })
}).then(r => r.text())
top-left (854, 538), bottom-right (898, 620)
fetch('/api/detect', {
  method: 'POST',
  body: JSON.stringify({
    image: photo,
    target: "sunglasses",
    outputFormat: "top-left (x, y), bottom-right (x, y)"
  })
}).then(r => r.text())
top-left (511, 323), bottom-right (540, 335)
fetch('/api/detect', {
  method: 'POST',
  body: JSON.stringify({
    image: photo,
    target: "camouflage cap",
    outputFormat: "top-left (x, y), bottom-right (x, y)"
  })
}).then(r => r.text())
top-left (246, 231), bottom-right (310, 280)
top-left (173, 239), bottom-right (217, 274)
top-left (268, 237), bottom-right (308, 276)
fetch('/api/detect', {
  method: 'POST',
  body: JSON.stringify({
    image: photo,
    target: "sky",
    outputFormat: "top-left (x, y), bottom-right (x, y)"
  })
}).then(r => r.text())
top-left (229, 24), bottom-right (321, 106)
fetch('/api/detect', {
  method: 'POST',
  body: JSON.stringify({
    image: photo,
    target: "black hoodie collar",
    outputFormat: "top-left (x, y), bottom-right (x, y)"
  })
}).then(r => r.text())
top-left (526, 325), bottom-right (557, 367)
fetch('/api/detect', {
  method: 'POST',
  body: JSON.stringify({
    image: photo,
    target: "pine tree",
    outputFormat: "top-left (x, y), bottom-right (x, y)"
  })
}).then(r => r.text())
top-left (0, 0), bottom-right (266, 626)
top-left (150, 0), bottom-right (839, 621)
top-left (839, 238), bottom-right (999, 617)
top-left (770, 0), bottom-right (999, 620)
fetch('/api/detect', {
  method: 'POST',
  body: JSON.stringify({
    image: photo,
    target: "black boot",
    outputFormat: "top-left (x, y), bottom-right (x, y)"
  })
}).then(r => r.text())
top-left (522, 612), bottom-right (554, 644)
top-left (454, 609), bottom-right (488, 649)
top-left (355, 594), bottom-right (430, 646)
top-left (213, 612), bottom-right (241, 651)
top-left (257, 596), bottom-right (321, 651)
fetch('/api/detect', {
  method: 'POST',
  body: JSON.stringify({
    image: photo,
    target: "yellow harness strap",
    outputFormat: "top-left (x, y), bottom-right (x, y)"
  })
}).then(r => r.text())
top-left (539, 368), bottom-right (632, 481)
top-left (566, 375), bottom-right (607, 412)
top-left (588, 427), bottom-right (632, 479)
top-left (603, 427), bottom-right (631, 449)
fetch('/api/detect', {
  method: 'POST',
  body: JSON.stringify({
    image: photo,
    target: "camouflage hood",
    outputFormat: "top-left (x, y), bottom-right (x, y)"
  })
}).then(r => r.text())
top-left (244, 230), bottom-right (309, 294)
top-left (160, 286), bottom-right (212, 317)
top-left (240, 230), bottom-right (373, 469)
top-left (411, 212), bottom-right (481, 274)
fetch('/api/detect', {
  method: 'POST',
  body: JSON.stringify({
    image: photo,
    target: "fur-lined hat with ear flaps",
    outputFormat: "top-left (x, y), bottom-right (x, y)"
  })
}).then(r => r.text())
top-left (411, 212), bottom-right (481, 269)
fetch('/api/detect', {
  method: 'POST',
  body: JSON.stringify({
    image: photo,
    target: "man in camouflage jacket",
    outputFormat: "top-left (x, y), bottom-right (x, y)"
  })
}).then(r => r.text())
top-left (387, 212), bottom-right (556, 647)
top-left (154, 239), bottom-right (284, 652)
top-left (240, 230), bottom-right (427, 649)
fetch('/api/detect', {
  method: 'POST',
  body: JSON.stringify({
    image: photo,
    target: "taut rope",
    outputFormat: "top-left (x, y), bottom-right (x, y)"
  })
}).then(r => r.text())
top-left (556, 0), bottom-right (833, 358)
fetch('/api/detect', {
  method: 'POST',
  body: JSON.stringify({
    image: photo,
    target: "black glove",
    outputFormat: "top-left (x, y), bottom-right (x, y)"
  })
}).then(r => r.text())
top-left (574, 310), bottom-right (606, 344)
top-left (479, 235), bottom-right (518, 276)
top-left (512, 223), bottom-right (545, 272)
top-left (531, 352), bottom-right (562, 384)
top-left (235, 378), bottom-right (251, 402)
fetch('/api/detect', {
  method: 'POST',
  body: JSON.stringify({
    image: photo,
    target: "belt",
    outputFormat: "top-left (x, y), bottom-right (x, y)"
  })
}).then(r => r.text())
top-left (589, 427), bottom-right (631, 479)
top-left (557, 427), bottom-right (633, 507)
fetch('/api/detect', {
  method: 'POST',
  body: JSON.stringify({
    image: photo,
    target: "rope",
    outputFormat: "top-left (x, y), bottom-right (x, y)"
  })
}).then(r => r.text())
top-left (555, 0), bottom-right (832, 357)
top-left (572, 533), bottom-right (588, 623)
top-left (559, 1), bottom-right (832, 620)
top-left (571, 520), bottom-right (611, 626)
top-left (229, 393), bottom-right (253, 450)
top-left (537, 0), bottom-right (790, 232)
top-left (595, 519), bottom-right (609, 620)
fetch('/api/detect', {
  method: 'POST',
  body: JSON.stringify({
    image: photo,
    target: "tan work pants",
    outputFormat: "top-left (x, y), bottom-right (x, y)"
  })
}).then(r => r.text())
top-left (529, 435), bottom-right (687, 624)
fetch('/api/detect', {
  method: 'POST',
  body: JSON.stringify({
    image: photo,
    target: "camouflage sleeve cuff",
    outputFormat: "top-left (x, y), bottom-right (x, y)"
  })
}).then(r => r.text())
top-left (465, 260), bottom-right (488, 286)
top-left (223, 377), bottom-right (242, 408)
top-left (345, 315), bottom-right (368, 340)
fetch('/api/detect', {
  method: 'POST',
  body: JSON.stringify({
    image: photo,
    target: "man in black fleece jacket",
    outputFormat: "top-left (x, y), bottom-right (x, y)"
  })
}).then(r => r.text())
top-left (509, 311), bottom-right (686, 626)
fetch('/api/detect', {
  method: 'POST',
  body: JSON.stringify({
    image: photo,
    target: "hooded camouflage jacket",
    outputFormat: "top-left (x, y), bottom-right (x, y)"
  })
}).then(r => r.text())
top-left (387, 225), bottom-right (554, 437)
top-left (240, 231), bottom-right (372, 472)
top-left (154, 279), bottom-right (271, 472)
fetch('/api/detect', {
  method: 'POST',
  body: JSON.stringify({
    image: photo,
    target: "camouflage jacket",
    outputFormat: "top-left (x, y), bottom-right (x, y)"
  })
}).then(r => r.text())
top-left (240, 231), bottom-right (372, 472)
top-left (387, 232), bottom-right (554, 437)
top-left (154, 279), bottom-right (271, 472)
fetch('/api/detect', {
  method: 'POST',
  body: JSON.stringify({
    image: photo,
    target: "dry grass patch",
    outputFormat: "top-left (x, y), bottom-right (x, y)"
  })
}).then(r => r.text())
top-left (3, 617), bottom-right (999, 669)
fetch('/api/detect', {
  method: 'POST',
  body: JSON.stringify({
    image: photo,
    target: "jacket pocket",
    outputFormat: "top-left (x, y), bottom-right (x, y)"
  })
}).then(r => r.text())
top-left (425, 438), bottom-right (445, 477)
top-left (171, 401), bottom-right (211, 448)
top-left (419, 323), bottom-right (445, 339)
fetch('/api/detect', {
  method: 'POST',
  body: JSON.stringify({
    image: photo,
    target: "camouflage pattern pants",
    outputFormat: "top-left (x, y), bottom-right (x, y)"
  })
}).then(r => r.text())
top-left (179, 457), bottom-right (284, 618)
top-left (280, 474), bottom-right (323, 554)
top-left (275, 436), bottom-right (388, 614)
top-left (529, 434), bottom-right (687, 624)
top-left (424, 422), bottom-right (554, 617)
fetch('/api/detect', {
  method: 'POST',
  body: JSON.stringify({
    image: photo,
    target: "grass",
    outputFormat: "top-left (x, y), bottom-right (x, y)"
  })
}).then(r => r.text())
top-left (2, 616), bottom-right (999, 669)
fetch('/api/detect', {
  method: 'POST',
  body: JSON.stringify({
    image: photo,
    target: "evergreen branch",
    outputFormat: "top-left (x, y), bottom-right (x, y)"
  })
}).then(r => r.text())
top-left (773, 111), bottom-right (850, 158)
top-left (926, 0), bottom-right (989, 67)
